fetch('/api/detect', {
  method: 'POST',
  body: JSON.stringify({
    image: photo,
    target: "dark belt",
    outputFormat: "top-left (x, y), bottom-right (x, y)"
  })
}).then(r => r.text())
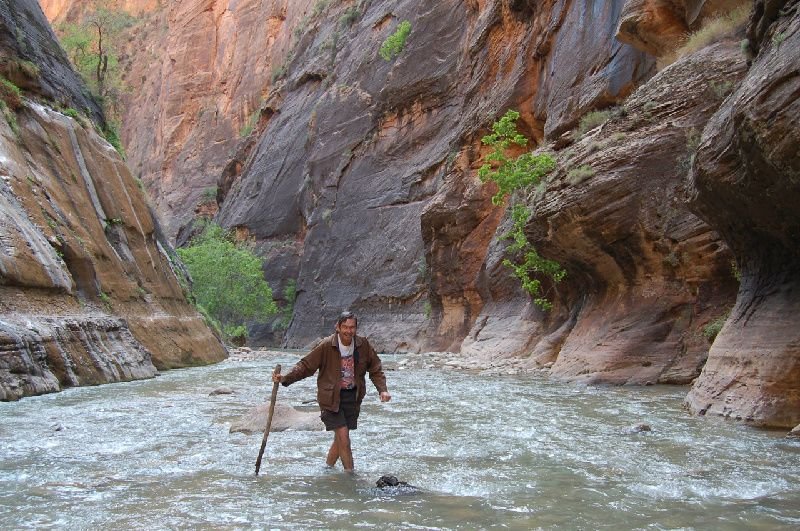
top-left (341, 386), bottom-right (356, 392)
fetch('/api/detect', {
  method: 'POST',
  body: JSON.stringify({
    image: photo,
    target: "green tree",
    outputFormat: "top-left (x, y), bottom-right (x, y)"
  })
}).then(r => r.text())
top-left (56, 1), bottom-right (134, 117)
top-left (479, 109), bottom-right (565, 310)
top-left (478, 110), bottom-right (556, 204)
top-left (177, 223), bottom-right (278, 341)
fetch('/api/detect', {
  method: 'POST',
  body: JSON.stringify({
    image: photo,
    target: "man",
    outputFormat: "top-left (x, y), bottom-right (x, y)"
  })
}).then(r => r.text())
top-left (273, 310), bottom-right (391, 471)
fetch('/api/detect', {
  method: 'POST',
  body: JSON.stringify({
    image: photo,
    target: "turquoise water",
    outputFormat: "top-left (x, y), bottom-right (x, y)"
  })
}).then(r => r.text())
top-left (1, 353), bottom-right (799, 529)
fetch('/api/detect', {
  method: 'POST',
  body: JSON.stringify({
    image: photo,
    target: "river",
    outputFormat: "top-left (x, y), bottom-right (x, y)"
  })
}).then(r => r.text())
top-left (1, 352), bottom-right (799, 530)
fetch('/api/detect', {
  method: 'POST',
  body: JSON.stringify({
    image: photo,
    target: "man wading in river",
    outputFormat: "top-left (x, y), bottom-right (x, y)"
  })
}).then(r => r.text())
top-left (273, 311), bottom-right (391, 472)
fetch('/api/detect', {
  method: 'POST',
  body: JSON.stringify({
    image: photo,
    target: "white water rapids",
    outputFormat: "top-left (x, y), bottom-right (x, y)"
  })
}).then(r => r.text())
top-left (1, 352), bottom-right (799, 529)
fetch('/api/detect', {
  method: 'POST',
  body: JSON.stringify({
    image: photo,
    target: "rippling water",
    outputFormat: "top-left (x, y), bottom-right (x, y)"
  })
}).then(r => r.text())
top-left (1, 353), bottom-right (799, 530)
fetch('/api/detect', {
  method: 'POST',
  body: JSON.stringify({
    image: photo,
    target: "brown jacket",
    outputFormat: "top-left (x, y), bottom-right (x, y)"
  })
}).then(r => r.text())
top-left (281, 334), bottom-right (388, 412)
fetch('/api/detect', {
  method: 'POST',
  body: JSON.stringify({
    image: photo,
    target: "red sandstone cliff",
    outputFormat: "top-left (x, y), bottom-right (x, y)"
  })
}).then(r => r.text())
top-left (35, 0), bottom-right (800, 429)
top-left (683, 0), bottom-right (800, 427)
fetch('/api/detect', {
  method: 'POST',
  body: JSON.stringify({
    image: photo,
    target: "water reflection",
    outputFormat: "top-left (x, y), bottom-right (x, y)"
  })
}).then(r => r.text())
top-left (1, 353), bottom-right (799, 529)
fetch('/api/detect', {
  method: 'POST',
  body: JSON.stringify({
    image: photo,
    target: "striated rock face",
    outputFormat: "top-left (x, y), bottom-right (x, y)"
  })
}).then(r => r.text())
top-left (617, 0), bottom-right (694, 56)
top-left (464, 41), bottom-right (745, 385)
top-left (0, 0), bottom-right (104, 124)
top-left (119, 0), bottom-right (303, 242)
top-left (0, 316), bottom-right (156, 400)
top-left (0, 2), bottom-right (227, 400)
top-left (684, 0), bottom-right (800, 427)
top-left (0, 99), bottom-right (227, 399)
top-left (533, 0), bottom-right (656, 140)
top-left (212, 0), bottom-right (654, 349)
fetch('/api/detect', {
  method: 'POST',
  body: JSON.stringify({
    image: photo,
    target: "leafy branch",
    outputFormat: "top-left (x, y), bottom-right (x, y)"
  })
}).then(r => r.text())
top-left (479, 110), bottom-right (564, 310)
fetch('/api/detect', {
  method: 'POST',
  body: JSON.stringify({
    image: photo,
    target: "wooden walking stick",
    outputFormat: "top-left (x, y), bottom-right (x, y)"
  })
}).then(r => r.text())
top-left (255, 364), bottom-right (281, 476)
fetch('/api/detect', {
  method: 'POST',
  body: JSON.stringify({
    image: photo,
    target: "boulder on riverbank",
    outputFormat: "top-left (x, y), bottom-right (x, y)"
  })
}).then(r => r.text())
top-left (229, 402), bottom-right (323, 434)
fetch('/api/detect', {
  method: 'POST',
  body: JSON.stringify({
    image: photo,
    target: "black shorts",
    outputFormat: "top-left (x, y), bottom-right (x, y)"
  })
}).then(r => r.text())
top-left (321, 388), bottom-right (359, 431)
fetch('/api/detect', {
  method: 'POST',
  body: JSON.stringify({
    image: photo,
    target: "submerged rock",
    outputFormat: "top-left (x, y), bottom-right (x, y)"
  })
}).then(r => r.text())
top-left (373, 475), bottom-right (422, 496)
top-left (229, 402), bottom-right (323, 434)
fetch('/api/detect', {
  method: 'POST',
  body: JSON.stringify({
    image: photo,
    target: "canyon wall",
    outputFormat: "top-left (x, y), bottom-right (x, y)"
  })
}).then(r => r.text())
top-left (37, 0), bottom-right (800, 428)
top-left (684, 0), bottom-right (800, 427)
top-left (1, 0), bottom-right (226, 401)
top-left (115, 0), bottom-right (657, 350)
top-left (40, 0), bottom-right (158, 21)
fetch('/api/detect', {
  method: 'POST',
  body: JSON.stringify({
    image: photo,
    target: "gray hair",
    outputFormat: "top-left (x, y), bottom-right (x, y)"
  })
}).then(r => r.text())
top-left (337, 310), bottom-right (357, 326)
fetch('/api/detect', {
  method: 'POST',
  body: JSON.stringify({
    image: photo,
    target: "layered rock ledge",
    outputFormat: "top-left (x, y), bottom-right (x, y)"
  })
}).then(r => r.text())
top-left (0, 97), bottom-right (227, 400)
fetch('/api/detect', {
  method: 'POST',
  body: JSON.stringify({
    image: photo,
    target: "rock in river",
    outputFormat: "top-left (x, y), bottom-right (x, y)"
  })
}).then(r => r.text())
top-left (229, 402), bottom-right (323, 434)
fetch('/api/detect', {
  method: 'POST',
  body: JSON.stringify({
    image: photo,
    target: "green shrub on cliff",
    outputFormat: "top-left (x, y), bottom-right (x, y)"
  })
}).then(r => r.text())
top-left (502, 204), bottom-right (566, 310)
top-left (576, 109), bottom-right (612, 137)
top-left (339, 6), bottom-right (361, 27)
top-left (0, 78), bottom-right (21, 135)
top-left (703, 310), bottom-right (730, 342)
top-left (567, 164), bottom-right (595, 184)
top-left (479, 109), bottom-right (565, 310)
top-left (102, 120), bottom-right (125, 158)
top-left (63, 107), bottom-right (81, 119)
top-left (313, 0), bottom-right (330, 16)
top-left (177, 222), bottom-right (277, 342)
top-left (380, 20), bottom-right (412, 61)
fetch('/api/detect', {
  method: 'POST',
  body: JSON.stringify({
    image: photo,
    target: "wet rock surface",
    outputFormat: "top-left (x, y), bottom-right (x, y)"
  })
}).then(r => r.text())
top-left (0, 316), bottom-right (157, 401)
top-left (371, 475), bottom-right (422, 496)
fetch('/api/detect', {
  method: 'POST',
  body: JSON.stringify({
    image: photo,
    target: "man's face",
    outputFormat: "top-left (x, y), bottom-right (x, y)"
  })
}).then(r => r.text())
top-left (336, 318), bottom-right (357, 344)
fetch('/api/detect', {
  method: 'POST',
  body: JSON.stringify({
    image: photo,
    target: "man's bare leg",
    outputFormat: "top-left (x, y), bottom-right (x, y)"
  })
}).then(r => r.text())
top-left (326, 437), bottom-right (340, 467)
top-left (328, 426), bottom-right (354, 471)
